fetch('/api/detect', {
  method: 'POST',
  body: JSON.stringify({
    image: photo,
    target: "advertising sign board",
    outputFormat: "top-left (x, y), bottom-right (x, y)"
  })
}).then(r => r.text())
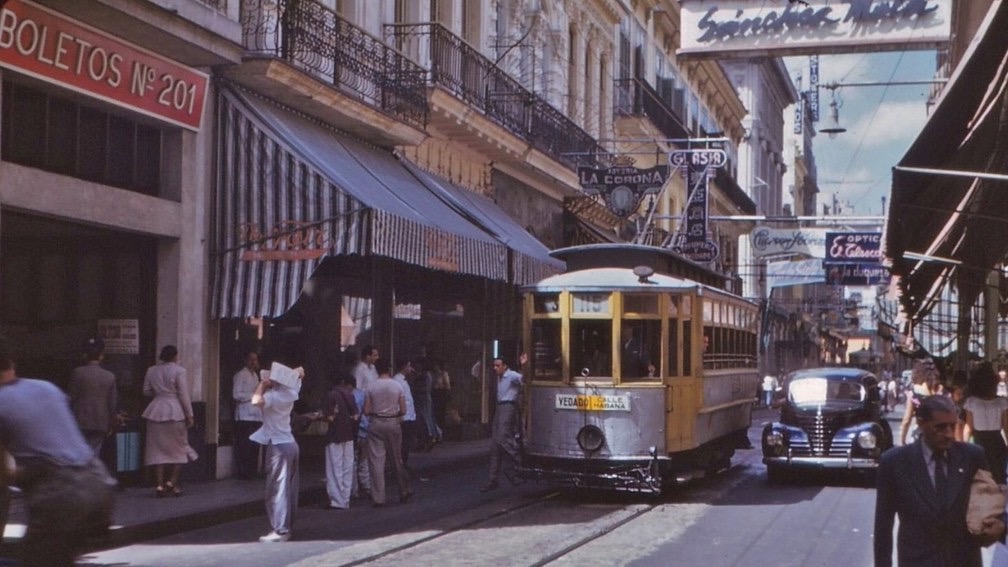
top-left (678, 0), bottom-right (951, 58)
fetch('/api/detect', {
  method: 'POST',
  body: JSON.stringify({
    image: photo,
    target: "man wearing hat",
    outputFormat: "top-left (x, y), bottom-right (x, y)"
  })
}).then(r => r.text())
top-left (68, 337), bottom-right (118, 456)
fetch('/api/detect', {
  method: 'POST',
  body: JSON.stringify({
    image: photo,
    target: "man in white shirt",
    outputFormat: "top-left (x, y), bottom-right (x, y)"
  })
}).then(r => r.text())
top-left (391, 359), bottom-right (417, 465)
top-left (762, 374), bottom-right (779, 408)
top-left (353, 346), bottom-right (379, 391)
top-left (232, 351), bottom-right (262, 479)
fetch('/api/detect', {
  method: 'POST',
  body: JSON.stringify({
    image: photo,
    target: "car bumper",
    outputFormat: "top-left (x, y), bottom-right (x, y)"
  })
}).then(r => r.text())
top-left (763, 455), bottom-right (879, 469)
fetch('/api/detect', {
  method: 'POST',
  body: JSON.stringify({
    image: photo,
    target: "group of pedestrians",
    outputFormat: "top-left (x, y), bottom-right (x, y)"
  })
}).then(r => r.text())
top-left (876, 360), bottom-right (1008, 566)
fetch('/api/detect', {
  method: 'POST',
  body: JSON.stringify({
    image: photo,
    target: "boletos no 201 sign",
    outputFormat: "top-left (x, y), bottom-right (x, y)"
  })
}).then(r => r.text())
top-left (0, 0), bottom-right (208, 130)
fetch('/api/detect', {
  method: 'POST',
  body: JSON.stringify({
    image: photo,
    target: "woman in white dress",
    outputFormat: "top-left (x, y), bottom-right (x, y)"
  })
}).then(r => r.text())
top-left (963, 362), bottom-right (1008, 485)
top-left (142, 345), bottom-right (198, 497)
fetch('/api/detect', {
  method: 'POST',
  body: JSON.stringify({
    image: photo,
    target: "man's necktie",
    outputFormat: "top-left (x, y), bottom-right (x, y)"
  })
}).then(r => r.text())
top-left (934, 453), bottom-right (948, 501)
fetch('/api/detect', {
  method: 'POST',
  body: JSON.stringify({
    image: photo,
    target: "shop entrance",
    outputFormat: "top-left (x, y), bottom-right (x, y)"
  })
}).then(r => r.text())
top-left (0, 211), bottom-right (158, 480)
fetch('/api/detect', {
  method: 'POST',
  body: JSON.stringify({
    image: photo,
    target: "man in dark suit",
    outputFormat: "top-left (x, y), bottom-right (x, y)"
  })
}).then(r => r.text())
top-left (874, 395), bottom-right (1005, 566)
top-left (68, 337), bottom-right (118, 456)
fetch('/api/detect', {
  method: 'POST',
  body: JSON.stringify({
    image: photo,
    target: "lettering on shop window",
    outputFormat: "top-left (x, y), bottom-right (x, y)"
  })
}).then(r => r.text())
top-left (238, 221), bottom-right (332, 262)
top-left (0, 0), bottom-right (208, 130)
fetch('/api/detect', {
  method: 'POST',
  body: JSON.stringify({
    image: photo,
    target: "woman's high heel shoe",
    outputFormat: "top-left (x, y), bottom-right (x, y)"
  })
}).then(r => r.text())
top-left (155, 485), bottom-right (166, 498)
top-left (164, 481), bottom-right (182, 497)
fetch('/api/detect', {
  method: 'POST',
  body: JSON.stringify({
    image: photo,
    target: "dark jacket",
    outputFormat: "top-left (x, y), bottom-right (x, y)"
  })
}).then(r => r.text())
top-left (874, 439), bottom-right (989, 567)
top-left (323, 386), bottom-right (358, 444)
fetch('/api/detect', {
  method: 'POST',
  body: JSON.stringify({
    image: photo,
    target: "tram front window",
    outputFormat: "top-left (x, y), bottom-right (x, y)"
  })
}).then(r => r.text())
top-left (571, 320), bottom-right (611, 379)
top-left (531, 319), bottom-right (561, 381)
top-left (620, 320), bottom-right (660, 381)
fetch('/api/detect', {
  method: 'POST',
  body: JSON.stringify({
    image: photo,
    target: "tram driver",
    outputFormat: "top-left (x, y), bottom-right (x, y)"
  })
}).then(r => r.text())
top-left (620, 323), bottom-right (655, 379)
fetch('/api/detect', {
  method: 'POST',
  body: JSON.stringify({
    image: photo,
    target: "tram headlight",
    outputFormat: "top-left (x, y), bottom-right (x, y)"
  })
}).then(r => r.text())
top-left (576, 425), bottom-right (605, 453)
top-left (857, 430), bottom-right (877, 450)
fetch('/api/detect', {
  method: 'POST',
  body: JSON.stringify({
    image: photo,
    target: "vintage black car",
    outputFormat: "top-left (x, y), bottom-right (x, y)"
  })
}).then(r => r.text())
top-left (762, 367), bottom-right (893, 483)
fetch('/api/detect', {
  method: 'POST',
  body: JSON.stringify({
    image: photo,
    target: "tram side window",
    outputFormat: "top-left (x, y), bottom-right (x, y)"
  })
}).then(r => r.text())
top-left (667, 320), bottom-right (679, 376)
top-left (571, 320), bottom-right (611, 378)
top-left (620, 320), bottom-right (660, 381)
top-left (531, 319), bottom-right (562, 381)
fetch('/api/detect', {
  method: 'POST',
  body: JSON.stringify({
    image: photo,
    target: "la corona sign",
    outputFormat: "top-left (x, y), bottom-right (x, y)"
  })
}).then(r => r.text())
top-left (678, 0), bottom-right (951, 58)
top-left (0, 0), bottom-right (208, 130)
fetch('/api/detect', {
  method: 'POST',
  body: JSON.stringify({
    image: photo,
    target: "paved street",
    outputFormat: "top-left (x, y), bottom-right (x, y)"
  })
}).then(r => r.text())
top-left (76, 408), bottom-right (885, 567)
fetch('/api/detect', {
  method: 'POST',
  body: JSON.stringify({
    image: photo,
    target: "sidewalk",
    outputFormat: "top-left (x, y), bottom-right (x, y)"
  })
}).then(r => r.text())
top-left (1, 437), bottom-right (488, 553)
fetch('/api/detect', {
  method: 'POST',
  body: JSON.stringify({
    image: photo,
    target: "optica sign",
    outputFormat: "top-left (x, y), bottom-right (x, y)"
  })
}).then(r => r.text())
top-left (0, 0), bottom-right (208, 130)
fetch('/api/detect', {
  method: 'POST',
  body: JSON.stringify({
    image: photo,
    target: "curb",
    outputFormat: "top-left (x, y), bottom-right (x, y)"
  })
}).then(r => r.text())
top-left (2, 447), bottom-right (487, 557)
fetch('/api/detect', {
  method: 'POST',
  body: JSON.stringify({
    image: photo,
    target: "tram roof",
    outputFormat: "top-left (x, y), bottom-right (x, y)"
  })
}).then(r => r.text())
top-left (548, 244), bottom-right (729, 289)
top-left (523, 267), bottom-right (712, 294)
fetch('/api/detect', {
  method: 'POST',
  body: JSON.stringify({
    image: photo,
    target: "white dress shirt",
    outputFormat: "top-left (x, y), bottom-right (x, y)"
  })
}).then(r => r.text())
top-left (250, 384), bottom-right (299, 445)
top-left (232, 367), bottom-right (263, 422)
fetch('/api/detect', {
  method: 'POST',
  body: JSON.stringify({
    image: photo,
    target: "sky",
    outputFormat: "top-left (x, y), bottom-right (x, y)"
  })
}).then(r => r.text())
top-left (784, 50), bottom-right (939, 217)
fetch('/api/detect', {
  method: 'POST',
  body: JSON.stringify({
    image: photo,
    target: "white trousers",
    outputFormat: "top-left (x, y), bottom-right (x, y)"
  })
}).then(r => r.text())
top-left (324, 440), bottom-right (354, 508)
top-left (264, 441), bottom-right (299, 534)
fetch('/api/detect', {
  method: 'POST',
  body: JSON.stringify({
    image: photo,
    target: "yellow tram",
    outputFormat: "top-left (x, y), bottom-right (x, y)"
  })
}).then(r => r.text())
top-left (518, 244), bottom-right (759, 492)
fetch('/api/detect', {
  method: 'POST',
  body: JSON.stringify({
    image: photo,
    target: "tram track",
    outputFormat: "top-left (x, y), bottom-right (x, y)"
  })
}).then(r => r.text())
top-left (529, 502), bottom-right (658, 567)
top-left (294, 486), bottom-right (665, 567)
top-left (320, 490), bottom-right (564, 567)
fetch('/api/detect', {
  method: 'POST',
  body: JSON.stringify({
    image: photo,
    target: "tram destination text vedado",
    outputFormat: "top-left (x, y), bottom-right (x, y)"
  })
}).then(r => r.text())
top-left (555, 394), bottom-right (631, 412)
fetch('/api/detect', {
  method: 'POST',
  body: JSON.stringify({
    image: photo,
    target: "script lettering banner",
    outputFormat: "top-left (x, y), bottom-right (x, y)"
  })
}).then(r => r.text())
top-left (0, 0), bottom-right (208, 130)
top-left (678, 0), bottom-right (951, 58)
top-left (751, 227), bottom-right (827, 258)
top-left (767, 258), bottom-right (827, 288)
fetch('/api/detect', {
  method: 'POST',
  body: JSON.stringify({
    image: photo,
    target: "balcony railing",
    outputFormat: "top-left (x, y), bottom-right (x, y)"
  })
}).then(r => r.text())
top-left (386, 22), bottom-right (603, 170)
top-left (241, 0), bottom-right (428, 130)
top-left (614, 78), bottom-right (689, 141)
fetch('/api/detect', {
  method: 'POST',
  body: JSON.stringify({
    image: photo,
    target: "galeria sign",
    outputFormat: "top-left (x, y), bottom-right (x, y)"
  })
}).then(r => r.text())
top-left (0, 0), bottom-right (208, 130)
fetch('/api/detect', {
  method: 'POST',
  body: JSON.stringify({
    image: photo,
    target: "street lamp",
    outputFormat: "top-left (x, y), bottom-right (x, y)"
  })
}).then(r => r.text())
top-left (819, 89), bottom-right (846, 139)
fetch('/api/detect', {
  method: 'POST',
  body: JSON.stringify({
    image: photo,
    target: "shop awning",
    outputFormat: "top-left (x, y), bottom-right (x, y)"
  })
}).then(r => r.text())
top-left (885, 1), bottom-right (1008, 322)
top-left (401, 161), bottom-right (562, 285)
top-left (212, 86), bottom-right (558, 318)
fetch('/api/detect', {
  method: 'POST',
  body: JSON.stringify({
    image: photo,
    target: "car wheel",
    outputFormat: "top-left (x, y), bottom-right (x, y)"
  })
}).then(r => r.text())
top-left (766, 464), bottom-right (787, 484)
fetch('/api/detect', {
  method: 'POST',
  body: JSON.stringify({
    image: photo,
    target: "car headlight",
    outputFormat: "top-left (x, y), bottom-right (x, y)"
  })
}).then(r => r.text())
top-left (857, 430), bottom-right (877, 450)
top-left (765, 430), bottom-right (784, 447)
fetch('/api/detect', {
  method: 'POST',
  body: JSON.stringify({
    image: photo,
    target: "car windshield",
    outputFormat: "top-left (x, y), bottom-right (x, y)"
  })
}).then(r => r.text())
top-left (788, 377), bottom-right (864, 406)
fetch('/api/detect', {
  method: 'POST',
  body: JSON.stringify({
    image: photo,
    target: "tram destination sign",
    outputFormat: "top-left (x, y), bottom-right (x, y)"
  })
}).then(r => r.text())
top-left (556, 394), bottom-right (631, 412)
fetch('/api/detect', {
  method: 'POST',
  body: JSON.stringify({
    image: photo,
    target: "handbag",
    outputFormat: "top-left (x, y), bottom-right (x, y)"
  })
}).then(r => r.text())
top-left (966, 468), bottom-right (1007, 537)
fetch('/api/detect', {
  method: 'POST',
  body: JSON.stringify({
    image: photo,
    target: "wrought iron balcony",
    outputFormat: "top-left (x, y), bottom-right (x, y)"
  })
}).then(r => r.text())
top-left (386, 22), bottom-right (603, 170)
top-left (614, 78), bottom-right (689, 141)
top-left (241, 0), bottom-right (428, 130)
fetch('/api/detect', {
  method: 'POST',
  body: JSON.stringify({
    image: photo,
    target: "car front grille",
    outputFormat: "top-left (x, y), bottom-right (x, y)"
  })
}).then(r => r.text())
top-left (789, 412), bottom-right (851, 457)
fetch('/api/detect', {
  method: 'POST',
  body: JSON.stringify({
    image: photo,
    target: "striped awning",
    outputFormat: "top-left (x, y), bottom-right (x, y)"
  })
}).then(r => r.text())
top-left (212, 86), bottom-right (558, 318)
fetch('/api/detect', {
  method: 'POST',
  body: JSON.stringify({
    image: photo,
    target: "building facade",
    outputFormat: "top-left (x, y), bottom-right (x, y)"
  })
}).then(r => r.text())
top-left (0, 0), bottom-right (759, 480)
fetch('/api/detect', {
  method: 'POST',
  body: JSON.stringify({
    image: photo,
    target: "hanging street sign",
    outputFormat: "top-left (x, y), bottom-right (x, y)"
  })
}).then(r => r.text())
top-left (677, 0), bottom-right (951, 59)
top-left (669, 147), bottom-right (727, 263)
top-left (577, 164), bottom-right (670, 218)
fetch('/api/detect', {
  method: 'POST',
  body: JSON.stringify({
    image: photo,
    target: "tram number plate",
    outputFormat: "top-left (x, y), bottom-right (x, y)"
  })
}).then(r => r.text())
top-left (555, 394), bottom-right (631, 412)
